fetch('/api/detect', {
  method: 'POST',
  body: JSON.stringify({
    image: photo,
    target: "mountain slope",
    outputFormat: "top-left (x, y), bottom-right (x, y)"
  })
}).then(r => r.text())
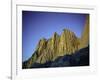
top-left (23, 28), bottom-right (81, 68)
top-left (30, 46), bottom-right (89, 68)
top-left (79, 15), bottom-right (89, 49)
top-left (22, 15), bottom-right (89, 69)
top-left (35, 29), bottom-right (79, 64)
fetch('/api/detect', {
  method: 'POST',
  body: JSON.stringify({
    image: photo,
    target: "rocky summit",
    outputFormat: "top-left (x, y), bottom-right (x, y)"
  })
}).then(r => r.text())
top-left (36, 29), bottom-right (80, 63)
top-left (22, 15), bottom-right (89, 69)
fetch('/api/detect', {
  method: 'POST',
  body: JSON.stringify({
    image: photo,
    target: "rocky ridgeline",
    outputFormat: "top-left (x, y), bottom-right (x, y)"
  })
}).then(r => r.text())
top-left (23, 15), bottom-right (89, 68)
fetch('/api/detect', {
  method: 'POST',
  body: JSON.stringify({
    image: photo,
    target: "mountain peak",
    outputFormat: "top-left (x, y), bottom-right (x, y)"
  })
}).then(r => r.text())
top-left (35, 29), bottom-right (80, 64)
top-left (38, 38), bottom-right (47, 47)
top-left (40, 38), bottom-right (47, 41)
top-left (62, 28), bottom-right (75, 35)
top-left (23, 15), bottom-right (89, 67)
top-left (63, 28), bottom-right (68, 32)
top-left (53, 32), bottom-right (58, 36)
top-left (63, 28), bottom-right (71, 32)
top-left (52, 32), bottom-right (59, 39)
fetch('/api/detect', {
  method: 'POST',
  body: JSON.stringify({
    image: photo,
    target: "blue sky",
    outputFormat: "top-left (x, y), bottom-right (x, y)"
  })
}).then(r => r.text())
top-left (22, 11), bottom-right (88, 62)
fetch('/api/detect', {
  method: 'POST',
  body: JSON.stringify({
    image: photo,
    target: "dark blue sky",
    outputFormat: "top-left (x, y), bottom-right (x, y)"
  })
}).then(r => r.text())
top-left (22, 11), bottom-right (88, 61)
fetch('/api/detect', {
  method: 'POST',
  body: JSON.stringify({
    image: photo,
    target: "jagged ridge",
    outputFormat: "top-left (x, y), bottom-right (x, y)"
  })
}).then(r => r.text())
top-left (22, 15), bottom-right (89, 69)
top-left (23, 29), bottom-right (80, 68)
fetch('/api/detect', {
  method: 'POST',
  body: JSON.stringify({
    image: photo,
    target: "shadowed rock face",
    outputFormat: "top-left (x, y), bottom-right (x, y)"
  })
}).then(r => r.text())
top-left (30, 46), bottom-right (89, 68)
top-left (22, 15), bottom-right (89, 69)
top-left (23, 46), bottom-right (89, 69)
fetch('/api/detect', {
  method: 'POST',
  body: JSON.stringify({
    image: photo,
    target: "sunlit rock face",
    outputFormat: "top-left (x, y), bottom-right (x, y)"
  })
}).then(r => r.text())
top-left (58, 29), bottom-right (79, 56)
top-left (79, 15), bottom-right (89, 49)
top-left (22, 15), bottom-right (89, 68)
top-left (23, 29), bottom-right (80, 66)
top-left (34, 29), bottom-right (79, 64)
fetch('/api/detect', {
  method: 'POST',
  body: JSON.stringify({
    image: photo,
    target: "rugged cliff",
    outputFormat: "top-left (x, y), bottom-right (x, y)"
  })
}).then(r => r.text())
top-left (36, 29), bottom-right (79, 64)
top-left (22, 15), bottom-right (89, 69)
